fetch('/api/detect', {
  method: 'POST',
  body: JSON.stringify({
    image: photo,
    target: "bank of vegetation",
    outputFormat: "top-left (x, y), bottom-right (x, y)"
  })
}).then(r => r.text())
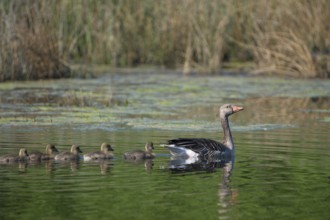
top-left (0, 0), bottom-right (329, 81)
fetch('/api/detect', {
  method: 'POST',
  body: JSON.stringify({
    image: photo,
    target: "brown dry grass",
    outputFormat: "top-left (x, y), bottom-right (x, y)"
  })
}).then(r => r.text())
top-left (230, 0), bottom-right (330, 78)
top-left (251, 31), bottom-right (317, 77)
top-left (0, 0), bottom-right (329, 80)
top-left (0, 1), bottom-right (69, 81)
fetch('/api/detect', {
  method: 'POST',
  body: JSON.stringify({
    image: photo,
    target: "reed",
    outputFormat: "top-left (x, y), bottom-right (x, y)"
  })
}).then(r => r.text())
top-left (230, 0), bottom-right (330, 78)
top-left (0, 1), bottom-right (70, 81)
top-left (0, 0), bottom-right (328, 81)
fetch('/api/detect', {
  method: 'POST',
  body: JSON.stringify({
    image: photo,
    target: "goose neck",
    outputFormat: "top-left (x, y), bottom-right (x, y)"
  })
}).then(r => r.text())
top-left (220, 115), bottom-right (234, 150)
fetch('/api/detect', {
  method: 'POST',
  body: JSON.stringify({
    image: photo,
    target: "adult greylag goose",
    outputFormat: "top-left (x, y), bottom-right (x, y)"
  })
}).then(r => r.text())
top-left (55, 145), bottom-right (82, 161)
top-left (29, 144), bottom-right (58, 161)
top-left (123, 142), bottom-right (155, 160)
top-left (0, 148), bottom-right (29, 163)
top-left (162, 104), bottom-right (244, 160)
top-left (83, 142), bottom-right (114, 161)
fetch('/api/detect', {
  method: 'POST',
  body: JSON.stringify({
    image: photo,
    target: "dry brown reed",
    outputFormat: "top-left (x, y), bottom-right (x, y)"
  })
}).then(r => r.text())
top-left (230, 0), bottom-right (330, 78)
top-left (0, 1), bottom-right (69, 81)
top-left (251, 31), bottom-right (317, 77)
top-left (0, 0), bottom-right (329, 80)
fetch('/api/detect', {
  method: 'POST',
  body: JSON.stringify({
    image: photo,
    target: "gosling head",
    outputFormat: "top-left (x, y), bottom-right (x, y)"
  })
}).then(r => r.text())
top-left (70, 145), bottom-right (82, 154)
top-left (101, 143), bottom-right (114, 153)
top-left (46, 144), bottom-right (58, 155)
top-left (145, 142), bottom-right (154, 152)
top-left (18, 148), bottom-right (29, 157)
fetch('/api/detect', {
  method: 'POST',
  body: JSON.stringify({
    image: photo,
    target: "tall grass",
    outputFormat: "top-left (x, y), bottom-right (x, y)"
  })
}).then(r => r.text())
top-left (231, 0), bottom-right (330, 78)
top-left (0, 0), bottom-right (329, 81)
top-left (0, 1), bottom-right (70, 81)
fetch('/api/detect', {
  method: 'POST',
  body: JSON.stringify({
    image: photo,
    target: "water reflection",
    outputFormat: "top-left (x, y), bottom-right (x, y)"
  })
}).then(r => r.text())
top-left (218, 161), bottom-right (237, 220)
top-left (124, 158), bottom-right (154, 173)
top-left (83, 160), bottom-right (113, 175)
top-left (55, 160), bottom-right (81, 173)
top-left (0, 161), bottom-right (28, 173)
top-left (99, 161), bottom-right (111, 175)
top-left (27, 159), bottom-right (56, 174)
top-left (166, 155), bottom-right (236, 219)
top-left (167, 155), bottom-right (233, 173)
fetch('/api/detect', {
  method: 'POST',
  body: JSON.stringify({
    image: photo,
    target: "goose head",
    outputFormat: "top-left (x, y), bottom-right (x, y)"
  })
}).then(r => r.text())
top-left (220, 104), bottom-right (244, 118)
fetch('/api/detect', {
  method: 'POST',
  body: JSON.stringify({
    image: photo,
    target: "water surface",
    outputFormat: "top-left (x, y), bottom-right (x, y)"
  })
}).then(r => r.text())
top-left (0, 72), bottom-right (329, 219)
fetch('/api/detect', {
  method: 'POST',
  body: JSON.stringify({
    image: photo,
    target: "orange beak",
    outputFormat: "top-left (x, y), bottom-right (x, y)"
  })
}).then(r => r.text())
top-left (232, 105), bottom-right (244, 113)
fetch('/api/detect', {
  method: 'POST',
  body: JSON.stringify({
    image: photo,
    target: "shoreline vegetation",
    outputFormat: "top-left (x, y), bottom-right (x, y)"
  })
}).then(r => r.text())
top-left (0, 0), bottom-right (329, 81)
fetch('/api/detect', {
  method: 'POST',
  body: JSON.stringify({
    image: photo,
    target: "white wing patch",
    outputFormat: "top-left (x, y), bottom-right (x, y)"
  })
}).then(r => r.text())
top-left (166, 145), bottom-right (199, 158)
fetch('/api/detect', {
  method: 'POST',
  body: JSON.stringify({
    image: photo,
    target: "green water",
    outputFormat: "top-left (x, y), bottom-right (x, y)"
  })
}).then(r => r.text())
top-left (0, 72), bottom-right (329, 220)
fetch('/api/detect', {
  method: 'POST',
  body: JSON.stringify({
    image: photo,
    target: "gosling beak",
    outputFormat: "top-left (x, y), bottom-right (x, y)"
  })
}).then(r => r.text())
top-left (232, 105), bottom-right (244, 113)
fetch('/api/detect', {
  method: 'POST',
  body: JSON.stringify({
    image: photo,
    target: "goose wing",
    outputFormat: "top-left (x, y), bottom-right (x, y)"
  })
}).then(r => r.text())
top-left (167, 138), bottom-right (226, 155)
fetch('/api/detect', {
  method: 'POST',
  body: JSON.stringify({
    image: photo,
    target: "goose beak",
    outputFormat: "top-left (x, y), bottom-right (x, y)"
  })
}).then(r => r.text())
top-left (232, 105), bottom-right (244, 113)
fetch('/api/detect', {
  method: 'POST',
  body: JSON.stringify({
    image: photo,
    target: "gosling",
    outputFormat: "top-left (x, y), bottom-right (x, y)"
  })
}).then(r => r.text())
top-left (84, 143), bottom-right (114, 161)
top-left (29, 144), bottom-right (58, 161)
top-left (0, 148), bottom-right (29, 163)
top-left (123, 142), bottom-right (155, 160)
top-left (55, 145), bottom-right (82, 161)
